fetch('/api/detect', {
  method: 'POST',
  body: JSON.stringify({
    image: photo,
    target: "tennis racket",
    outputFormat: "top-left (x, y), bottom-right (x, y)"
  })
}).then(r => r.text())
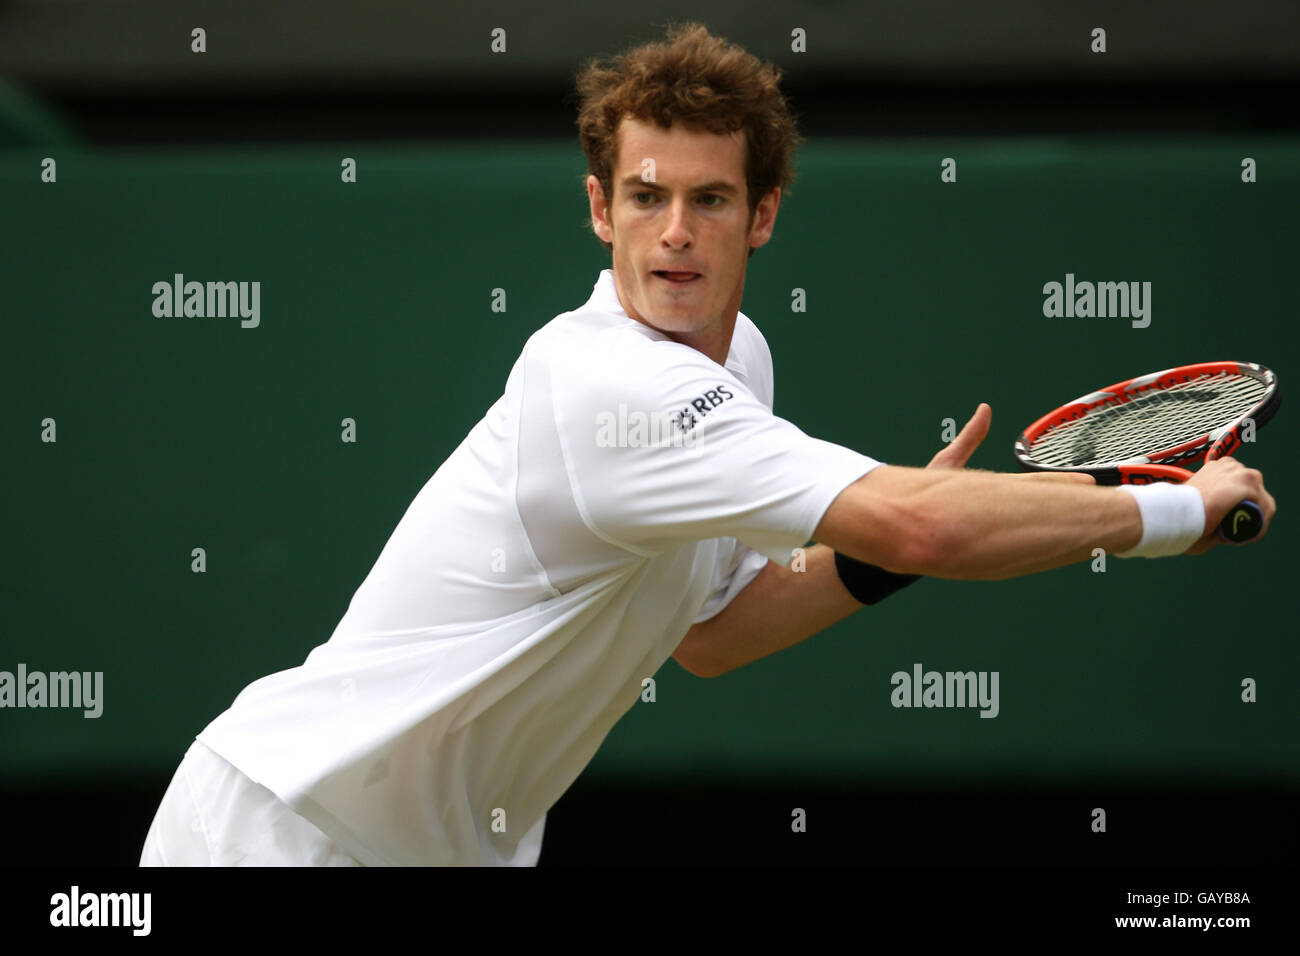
top-left (1013, 361), bottom-right (1281, 543)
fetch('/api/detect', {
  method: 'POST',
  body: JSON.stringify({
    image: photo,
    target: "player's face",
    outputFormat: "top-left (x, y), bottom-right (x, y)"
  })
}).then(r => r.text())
top-left (587, 116), bottom-right (779, 363)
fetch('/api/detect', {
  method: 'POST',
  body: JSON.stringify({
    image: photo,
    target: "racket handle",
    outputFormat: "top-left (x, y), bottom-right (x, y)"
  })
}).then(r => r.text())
top-left (1217, 500), bottom-right (1263, 543)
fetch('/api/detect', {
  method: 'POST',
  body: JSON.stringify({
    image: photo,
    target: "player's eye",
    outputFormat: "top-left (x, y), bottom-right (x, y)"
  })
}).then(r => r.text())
top-left (631, 192), bottom-right (723, 207)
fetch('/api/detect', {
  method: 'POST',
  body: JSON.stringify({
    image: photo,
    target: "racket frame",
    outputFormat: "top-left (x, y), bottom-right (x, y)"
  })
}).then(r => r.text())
top-left (1013, 361), bottom-right (1280, 486)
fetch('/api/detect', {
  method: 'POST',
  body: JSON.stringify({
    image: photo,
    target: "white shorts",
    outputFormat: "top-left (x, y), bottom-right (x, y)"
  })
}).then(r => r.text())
top-left (139, 739), bottom-right (362, 867)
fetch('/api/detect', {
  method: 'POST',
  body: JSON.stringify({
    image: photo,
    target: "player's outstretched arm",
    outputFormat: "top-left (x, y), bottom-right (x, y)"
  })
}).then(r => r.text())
top-left (814, 456), bottom-right (1274, 581)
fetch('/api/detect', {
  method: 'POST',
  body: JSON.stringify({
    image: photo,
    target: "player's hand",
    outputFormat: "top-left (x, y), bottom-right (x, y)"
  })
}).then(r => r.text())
top-left (925, 402), bottom-right (1094, 483)
top-left (926, 403), bottom-right (992, 469)
top-left (1183, 456), bottom-right (1277, 554)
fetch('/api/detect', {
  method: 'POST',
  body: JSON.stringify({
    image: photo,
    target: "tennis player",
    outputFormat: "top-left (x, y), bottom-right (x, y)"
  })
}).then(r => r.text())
top-left (139, 22), bottom-right (1274, 867)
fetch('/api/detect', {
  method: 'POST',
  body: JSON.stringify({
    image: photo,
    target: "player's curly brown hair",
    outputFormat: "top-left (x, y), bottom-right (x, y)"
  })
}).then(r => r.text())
top-left (573, 21), bottom-right (804, 257)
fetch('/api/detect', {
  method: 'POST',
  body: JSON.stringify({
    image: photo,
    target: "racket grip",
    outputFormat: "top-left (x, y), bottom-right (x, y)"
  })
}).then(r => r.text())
top-left (1217, 500), bottom-right (1263, 543)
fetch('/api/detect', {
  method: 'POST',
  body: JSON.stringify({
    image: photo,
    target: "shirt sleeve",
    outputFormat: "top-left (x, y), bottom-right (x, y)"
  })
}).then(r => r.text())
top-left (692, 543), bottom-right (769, 624)
top-left (550, 338), bottom-right (883, 567)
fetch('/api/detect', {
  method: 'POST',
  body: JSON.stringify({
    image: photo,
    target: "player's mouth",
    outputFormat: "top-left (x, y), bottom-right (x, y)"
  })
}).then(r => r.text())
top-left (652, 270), bottom-right (702, 284)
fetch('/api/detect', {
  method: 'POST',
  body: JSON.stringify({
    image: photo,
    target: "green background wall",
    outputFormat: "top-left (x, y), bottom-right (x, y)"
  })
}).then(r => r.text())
top-left (3, 139), bottom-right (1296, 786)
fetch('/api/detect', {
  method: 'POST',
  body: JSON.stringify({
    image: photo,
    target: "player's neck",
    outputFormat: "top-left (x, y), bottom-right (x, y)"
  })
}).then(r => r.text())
top-left (664, 316), bottom-right (737, 366)
top-left (610, 267), bottom-right (740, 366)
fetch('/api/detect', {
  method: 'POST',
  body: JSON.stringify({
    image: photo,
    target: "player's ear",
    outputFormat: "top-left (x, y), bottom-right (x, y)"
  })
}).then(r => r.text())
top-left (587, 174), bottom-right (614, 244)
top-left (747, 187), bottom-right (780, 250)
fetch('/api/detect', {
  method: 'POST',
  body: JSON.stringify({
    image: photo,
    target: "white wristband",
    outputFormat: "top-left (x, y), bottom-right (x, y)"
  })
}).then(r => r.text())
top-left (1115, 484), bottom-right (1206, 558)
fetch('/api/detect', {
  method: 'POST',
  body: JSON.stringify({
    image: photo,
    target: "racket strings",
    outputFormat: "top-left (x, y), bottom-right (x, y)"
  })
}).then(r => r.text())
top-left (1027, 373), bottom-right (1268, 467)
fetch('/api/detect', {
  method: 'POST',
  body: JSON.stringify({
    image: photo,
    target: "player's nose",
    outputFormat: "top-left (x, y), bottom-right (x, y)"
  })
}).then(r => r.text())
top-left (661, 198), bottom-right (693, 245)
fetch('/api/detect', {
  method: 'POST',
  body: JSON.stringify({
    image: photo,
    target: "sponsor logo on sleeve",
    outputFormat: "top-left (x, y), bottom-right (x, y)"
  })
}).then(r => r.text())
top-left (673, 384), bottom-right (735, 434)
top-left (594, 384), bottom-right (737, 449)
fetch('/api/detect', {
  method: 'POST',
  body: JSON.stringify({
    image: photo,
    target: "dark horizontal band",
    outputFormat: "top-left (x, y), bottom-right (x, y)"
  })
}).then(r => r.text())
top-left (833, 551), bottom-right (922, 605)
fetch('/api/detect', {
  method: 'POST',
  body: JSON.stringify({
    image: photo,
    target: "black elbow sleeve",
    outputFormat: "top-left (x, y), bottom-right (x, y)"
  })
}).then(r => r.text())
top-left (833, 551), bottom-right (922, 605)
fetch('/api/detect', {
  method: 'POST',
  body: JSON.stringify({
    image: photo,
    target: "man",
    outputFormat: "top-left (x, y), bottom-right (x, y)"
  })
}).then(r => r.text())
top-left (140, 22), bottom-right (1274, 866)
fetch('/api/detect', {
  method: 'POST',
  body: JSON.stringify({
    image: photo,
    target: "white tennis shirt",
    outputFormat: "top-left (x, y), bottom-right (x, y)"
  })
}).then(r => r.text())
top-left (197, 269), bottom-right (882, 865)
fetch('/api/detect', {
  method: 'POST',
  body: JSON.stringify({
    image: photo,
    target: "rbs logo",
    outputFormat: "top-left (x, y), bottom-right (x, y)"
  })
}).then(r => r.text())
top-left (672, 384), bottom-right (735, 434)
